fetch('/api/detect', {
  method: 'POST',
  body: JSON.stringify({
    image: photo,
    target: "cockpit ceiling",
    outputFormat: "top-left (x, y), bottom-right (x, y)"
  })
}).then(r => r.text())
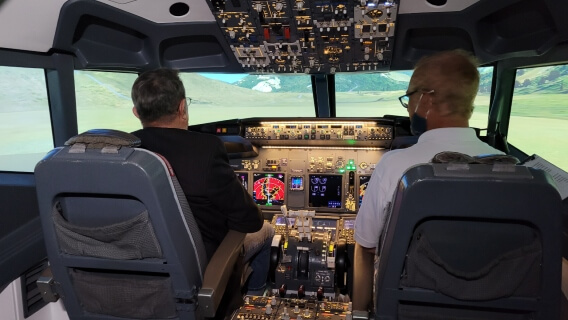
top-left (0, 0), bottom-right (566, 73)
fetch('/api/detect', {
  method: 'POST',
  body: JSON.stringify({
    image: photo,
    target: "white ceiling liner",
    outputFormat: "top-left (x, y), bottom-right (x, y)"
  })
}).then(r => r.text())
top-left (0, 0), bottom-right (68, 52)
top-left (398, 0), bottom-right (481, 14)
top-left (97, 0), bottom-right (216, 23)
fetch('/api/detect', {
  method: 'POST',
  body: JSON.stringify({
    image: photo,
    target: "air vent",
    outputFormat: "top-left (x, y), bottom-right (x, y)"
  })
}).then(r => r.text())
top-left (426, 0), bottom-right (447, 6)
top-left (20, 260), bottom-right (49, 318)
top-left (170, 2), bottom-right (190, 17)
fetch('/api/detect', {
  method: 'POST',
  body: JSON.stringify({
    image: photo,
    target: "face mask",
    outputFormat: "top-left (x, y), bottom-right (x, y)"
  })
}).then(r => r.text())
top-left (410, 93), bottom-right (429, 136)
top-left (410, 112), bottom-right (427, 136)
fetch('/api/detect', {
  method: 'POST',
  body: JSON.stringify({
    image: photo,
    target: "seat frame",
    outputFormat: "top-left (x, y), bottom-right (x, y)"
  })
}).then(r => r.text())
top-left (375, 163), bottom-right (563, 319)
top-left (35, 130), bottom-right (244, 320)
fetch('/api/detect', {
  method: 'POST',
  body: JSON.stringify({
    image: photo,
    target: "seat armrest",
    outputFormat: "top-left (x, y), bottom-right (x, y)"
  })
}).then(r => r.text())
top-left (198, 230), bottom-right (245, 317)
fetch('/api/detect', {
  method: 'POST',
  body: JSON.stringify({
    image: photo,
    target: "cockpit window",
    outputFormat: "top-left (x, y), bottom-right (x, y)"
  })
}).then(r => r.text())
top-left (509, 64), bottom-right (568, 171)
top-left (335, 71), bottom-right (409, 118)
top-left (76, 71), bottom-right (315, 128)
top-left (0, 66), bottom-right (52, 172)
top-left (75, 70), bottom-right (139, 134)
top-left (74, 68), bottom-right (494, 131)
top-left (179, 73), bottom-right (315, 124)
top-left (335, 67), bottom-right (494, 130)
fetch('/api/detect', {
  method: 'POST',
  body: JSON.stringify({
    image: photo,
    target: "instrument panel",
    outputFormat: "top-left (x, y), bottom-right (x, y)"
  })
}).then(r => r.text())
top-left (224, 119), bottom-right (388, 301)
top-left (229, 120), bottom-right (388, 213)
top-left (232, 151), bottom-right (379, 212)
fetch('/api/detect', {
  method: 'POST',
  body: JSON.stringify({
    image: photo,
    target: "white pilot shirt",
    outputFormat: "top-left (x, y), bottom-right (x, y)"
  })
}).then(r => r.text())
top-left (354, 127), bottom-right (504, 249)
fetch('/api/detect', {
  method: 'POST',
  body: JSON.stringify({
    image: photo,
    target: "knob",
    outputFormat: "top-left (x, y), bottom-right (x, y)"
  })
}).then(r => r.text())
top-left (282, 307), bottom-right (290, 320)
top-left (279, 284), bottom-right (287, 297)
top-left (298, 285), bottom-right (306, 298)
top-left (317, 286), bottom-right (324, 301)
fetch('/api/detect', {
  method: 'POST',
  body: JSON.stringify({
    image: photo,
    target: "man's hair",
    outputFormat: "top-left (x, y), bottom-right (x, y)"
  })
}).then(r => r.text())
top-left (412, 49), bottom-right (480, 119)
top-left (131, 68), bottom-right (186, 124)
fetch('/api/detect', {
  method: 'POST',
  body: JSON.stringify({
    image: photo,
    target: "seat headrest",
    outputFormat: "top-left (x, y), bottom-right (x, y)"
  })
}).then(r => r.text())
top-left (64, 129), bottom-right (141, 154)
top-left (431, 151), bottom-right (520, 165)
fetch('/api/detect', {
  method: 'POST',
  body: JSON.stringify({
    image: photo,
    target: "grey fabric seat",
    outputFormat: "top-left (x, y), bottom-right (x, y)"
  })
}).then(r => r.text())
top-left (375, 158), bottom-right (563, 320)
top-left (35, 129), bottom-right (244, 320)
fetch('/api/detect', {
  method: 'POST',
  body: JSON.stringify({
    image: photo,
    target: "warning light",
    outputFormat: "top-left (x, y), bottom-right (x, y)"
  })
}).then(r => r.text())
top-left (346, 159), bottom-right (357, 170)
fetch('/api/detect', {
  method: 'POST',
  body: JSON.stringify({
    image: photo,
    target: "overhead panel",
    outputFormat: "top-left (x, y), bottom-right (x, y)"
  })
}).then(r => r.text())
top-left (206, 0), bottom-right (398, 74)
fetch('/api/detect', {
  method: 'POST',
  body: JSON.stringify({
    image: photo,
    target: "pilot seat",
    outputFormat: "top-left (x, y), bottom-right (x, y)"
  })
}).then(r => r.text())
top-left (375, 152), bottom-right (563, 319)
top-left (34, 129), bottom-right (245, 320)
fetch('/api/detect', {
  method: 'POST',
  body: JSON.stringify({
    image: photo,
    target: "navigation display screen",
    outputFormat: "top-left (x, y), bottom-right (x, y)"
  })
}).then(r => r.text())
top-left (308, 174), bottom-right (343, 208)
top-left (290, 176), bottom-right (304, 191)
top-left (252, 173), bottom-right (285, 206)
top-left (235, 172), bottom-right (248, 191)
top-left (358, 175), bottom-right (371, 206)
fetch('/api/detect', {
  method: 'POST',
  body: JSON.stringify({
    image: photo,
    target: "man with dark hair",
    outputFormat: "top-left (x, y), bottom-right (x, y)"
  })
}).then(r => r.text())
top-left (352, 50), bottom-right (504, 310)
top-left (131, 68), bottom-right (274, 295)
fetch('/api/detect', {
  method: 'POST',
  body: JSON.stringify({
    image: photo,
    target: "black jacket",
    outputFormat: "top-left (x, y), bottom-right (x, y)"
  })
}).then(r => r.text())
top-left (132, 127), bottom-right (263, 259)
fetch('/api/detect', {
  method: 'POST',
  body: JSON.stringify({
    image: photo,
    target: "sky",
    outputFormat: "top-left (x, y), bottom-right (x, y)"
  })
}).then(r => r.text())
top-left (199, 73), bottom-right (248, 83)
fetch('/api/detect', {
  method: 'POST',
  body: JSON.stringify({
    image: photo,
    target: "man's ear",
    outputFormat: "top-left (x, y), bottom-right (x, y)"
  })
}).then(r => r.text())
top-left (434, 99), bottom-right (454, 117)
top-left (424, 92), bottom-right (449, 116)
top-left (178, 99), bottom-right (187, 119)
top-left (132, 106), bottom-right (140, 119)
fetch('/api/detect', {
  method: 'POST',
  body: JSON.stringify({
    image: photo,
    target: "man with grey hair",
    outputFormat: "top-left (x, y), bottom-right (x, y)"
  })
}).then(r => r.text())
top-left (352, 50), bottom-right (504, 310)
top-left (131, 68), bottom-right (274, 295)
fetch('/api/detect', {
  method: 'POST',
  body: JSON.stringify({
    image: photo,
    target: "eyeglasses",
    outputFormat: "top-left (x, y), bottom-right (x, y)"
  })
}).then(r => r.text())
top-left (398, 90), bottom-right (418, 108)
top-left (398, 89), bottom-right (434, 108)
top-left (186, 97), bottom-right (192, 106)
